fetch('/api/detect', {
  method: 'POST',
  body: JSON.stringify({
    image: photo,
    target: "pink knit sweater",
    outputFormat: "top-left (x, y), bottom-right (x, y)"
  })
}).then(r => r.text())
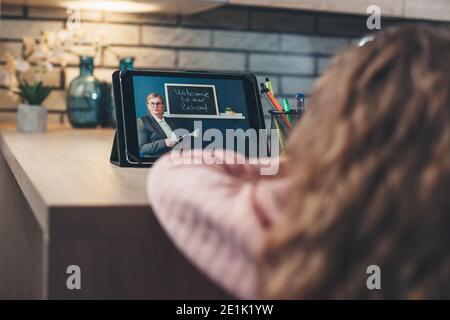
top-left (147, 150), bottom-right (289, 299)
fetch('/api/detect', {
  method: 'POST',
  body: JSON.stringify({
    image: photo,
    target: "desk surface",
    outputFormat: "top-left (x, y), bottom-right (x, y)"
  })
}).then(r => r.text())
top-left (0, 124), bottom-right (150, 232)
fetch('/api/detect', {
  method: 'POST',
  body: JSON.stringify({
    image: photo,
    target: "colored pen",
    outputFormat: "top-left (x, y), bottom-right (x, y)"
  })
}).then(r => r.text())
top-left (263, 93), bottom-right (291, 135)
top-left (261, 84), bottom-right (292, 129)
top-left (262, 85), bottom-right (283, 112)
top-left (260, 84), bottom-right (291, 134)
top-left (265, 77), bottom-right (274, 95)
top-left (283, 98), bottom-right (291, 112)
top-left (260, 84), bottom-right (274, 108)
top-left (259, 86), bottom-right (286, 153)
top-left (283, 98), bottom-right (294, 124)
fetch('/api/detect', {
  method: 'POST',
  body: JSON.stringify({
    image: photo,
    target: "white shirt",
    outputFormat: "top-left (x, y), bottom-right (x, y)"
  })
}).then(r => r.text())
top-left (151, 113), bottom-right (176, 141)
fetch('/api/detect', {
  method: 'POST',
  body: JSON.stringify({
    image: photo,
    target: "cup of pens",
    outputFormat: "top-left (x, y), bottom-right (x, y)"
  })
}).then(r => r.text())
top-left (260, 79), bottom-right (305, 156)
top-left (268, 109), bottom-right (301, 154)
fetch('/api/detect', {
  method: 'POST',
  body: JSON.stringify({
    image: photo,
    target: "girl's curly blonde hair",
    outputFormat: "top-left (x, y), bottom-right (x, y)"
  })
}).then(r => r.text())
top-left (259, 24), bottom-right (450, 299)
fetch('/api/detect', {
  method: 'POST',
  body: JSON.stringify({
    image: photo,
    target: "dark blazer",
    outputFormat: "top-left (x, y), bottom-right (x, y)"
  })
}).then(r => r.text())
top-left (137, 115), bottom-right (175, 157)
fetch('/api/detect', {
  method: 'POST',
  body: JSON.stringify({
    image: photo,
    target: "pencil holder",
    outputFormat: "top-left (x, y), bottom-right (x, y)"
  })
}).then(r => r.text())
top-left (268, 109), bottom-right (301, 156)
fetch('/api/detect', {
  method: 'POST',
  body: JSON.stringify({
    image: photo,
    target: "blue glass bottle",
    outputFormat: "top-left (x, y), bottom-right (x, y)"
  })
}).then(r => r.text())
top-left (119, 57), bottom-right (134, 72)
top-left (67, 56), bottom-right (102, 128)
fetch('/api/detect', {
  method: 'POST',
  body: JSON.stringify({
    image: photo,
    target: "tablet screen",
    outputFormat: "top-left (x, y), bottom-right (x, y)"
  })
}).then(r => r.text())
top-left (130, 74), bottom-right (259, 159)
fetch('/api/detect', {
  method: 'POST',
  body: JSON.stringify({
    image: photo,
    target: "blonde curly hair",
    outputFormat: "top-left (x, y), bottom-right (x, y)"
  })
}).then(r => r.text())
top-left (259, 24), bottom-right (450, 299)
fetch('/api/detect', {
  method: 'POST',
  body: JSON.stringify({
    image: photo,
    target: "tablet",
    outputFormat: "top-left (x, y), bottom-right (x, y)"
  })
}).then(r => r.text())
top-left (119, 70), bottom-right (265, 165)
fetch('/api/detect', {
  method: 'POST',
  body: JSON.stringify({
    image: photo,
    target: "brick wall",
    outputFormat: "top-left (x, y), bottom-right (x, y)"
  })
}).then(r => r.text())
top-left (0, 4), bottom-right (446, 124)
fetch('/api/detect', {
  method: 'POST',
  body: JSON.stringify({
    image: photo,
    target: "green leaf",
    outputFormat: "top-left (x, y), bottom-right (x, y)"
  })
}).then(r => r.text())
top-left (15, 80), bottom-right (52, 105)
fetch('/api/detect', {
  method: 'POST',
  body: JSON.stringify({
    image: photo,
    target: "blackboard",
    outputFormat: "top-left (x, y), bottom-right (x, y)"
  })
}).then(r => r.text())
top-left (164, 84), bottom-right (219, 117)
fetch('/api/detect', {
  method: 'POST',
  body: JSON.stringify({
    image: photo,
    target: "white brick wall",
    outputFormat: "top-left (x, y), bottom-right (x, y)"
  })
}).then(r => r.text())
top-left (212, 31), bottom-right (279, 51)
top-left (179, 50), bottom-right (246, 71)
top-left (281, 35), bottom-right (349, 54)
top-left (63, 47), bottom-right (102, 66)
top-left (42, 90), bottom-right (66, 110)
top-left (0, 19), bottom-right (64, 40)
top-left (249, 54), bottom-right (314, 75)
top-left (81, 23), bottom-right (140, 45)
top-left (103, 47), bottom-right (176, 68)
top-left (39, 67), bottom-right (62, 87)
top-left (104, 12), bottom-right (177, 25)
top-left (142, 26), bottom-right (211, 48)
top-left (251, 11), bottom-right (315, 33)
top-left (0, 89), bottom-right (18, 109)
top-left (280, 76), bottom-right (316, 95)
top-left (0, 41), bottom-right (22, 61)
top-left (318, 57), bottom-right (332, 74)
top-left (181, 7), bottom-right (248, 30)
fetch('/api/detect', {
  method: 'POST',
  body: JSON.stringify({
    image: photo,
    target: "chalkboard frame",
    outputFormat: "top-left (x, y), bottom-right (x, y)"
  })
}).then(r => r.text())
top-left (164, 83), bottom-right (220, 118)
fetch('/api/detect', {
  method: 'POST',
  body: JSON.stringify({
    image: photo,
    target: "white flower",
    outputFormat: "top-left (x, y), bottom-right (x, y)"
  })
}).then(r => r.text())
top-left (29, 46), bottom-right (51, 61)
top-left (42, 31), bottom-right (57, 48)
top-left (51, 49), bottom-right (67, 67)
top-left (44, 61), bottom-right (54, 72)
top-left (15, 59), bottom-right (31, 73)
top-left (52, 49), bottom-right (65, 59)
top-left (57, 29), bottom-right (71, 41)
top-left (23, 37), bottom-right (36, 57)
top-left (74, 29), bottom-right (89, 44)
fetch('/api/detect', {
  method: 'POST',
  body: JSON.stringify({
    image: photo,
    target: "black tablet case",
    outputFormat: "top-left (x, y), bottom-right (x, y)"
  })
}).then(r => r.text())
top-left (110, 71), bottom-right (265, 168)
top-left (110, 71), bottom-right (151, 167)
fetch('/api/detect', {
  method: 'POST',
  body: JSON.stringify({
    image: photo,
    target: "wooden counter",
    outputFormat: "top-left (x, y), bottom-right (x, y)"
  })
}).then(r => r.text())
top-left (0, 124), bottom-right (229, 299)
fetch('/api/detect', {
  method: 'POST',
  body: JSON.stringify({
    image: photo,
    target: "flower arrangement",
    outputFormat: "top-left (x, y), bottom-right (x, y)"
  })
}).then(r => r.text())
top-left (1, 19), bottom-right (109, 106)
top-left (1, 32), bottom-right (65, 106)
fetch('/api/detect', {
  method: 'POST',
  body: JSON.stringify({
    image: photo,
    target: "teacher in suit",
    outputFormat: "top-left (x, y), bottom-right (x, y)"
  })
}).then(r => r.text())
top-left (137, 92), bottom-right (178, 157)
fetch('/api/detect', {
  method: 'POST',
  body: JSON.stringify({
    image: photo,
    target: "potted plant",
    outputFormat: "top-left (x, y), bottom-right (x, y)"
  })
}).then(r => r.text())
top-left (15, 80), bottom-right (52, 133)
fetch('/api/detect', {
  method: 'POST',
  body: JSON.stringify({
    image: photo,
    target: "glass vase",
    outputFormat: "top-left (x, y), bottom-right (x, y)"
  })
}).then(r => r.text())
top-left (67, 56), bottom-right (102, 128)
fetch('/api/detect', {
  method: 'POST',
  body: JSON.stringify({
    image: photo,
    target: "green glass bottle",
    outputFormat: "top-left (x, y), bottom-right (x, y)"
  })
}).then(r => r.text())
top-left (119, 57), bottom-right (135, 71)
top-left (67, 56), bottom-right (102, 128)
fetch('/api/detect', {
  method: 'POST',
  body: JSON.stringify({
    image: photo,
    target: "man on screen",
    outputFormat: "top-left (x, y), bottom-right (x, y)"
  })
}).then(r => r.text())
top-left (137, 93), bottom-right (178, 157)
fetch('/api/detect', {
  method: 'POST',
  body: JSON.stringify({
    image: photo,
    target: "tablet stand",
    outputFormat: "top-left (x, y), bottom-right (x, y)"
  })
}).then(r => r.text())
top-left (110, 70), bottom-right (150, 168)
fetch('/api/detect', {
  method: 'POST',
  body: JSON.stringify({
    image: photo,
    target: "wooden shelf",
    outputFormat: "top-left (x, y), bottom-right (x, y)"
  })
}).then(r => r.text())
top-left (1, 0), bottom-right (227, 15)
top-left (3, 0), bottom-right (449, 21)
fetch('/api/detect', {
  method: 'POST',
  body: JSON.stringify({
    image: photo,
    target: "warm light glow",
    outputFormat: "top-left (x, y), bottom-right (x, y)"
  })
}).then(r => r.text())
top-left (63, 0), bottom-right (160, 13)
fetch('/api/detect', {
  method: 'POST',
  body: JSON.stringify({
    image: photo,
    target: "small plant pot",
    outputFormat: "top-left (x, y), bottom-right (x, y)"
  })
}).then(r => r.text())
top-left (17, 104), bottom-right (48, 133)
